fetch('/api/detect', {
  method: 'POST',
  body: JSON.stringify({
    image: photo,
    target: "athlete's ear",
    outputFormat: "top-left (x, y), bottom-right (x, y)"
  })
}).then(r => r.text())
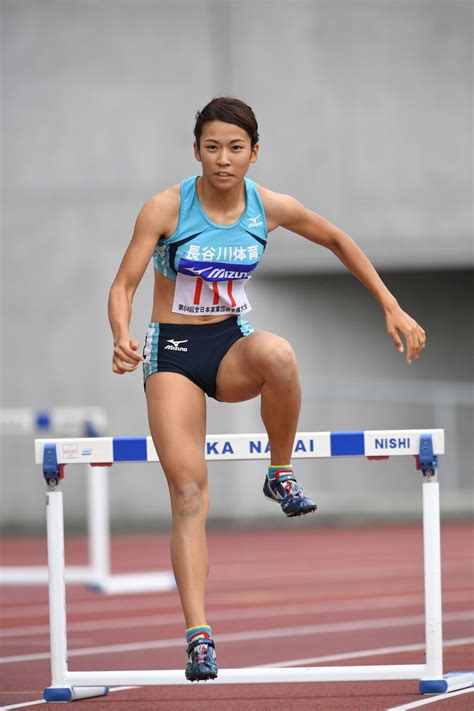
top-left (250, 143), bottom-right (259, 164)
top-left (194, 141), bottom-right (201, 162)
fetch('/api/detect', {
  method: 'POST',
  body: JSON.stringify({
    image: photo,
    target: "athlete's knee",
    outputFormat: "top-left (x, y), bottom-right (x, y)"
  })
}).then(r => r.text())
top-left (169, 478), bottom-right (207, 518)
top-left (260, 335), bottom-right (298, 378)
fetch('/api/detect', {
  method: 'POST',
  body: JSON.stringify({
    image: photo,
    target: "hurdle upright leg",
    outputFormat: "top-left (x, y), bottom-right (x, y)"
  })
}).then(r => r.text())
top-left (416, 432), bottom-right (474, 695)
top-left (86, 465), bottom-right (111, 588)
top-left (85, 461), bottom-right (176, 595)
top-left (419, 471), bottom-right (474, 694)
top-left (419, 474), bottom-right (444, 692)
top-left (43, 485), bottom-right (108, 703)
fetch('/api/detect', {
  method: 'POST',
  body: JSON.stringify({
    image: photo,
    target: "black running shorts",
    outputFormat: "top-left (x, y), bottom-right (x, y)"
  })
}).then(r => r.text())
top-left (142, 316), bottom-right (254, 399)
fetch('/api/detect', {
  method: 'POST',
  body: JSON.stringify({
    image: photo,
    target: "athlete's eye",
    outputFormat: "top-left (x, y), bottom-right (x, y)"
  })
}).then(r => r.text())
top-left (232, 145), bottom-right (244, 151)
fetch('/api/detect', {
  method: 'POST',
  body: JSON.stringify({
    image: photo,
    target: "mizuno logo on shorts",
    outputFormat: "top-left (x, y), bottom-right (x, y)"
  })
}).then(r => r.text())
top-left (165, 339), bottom-right (188, 352)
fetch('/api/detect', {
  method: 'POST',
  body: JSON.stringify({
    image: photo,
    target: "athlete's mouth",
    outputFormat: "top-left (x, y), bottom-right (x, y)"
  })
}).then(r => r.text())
top-left (215, 171), bottom-right (232, 177)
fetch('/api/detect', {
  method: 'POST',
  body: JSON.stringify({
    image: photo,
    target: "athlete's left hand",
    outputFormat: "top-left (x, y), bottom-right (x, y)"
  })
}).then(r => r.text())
top-left (384, 304), bottom-right (426, 364)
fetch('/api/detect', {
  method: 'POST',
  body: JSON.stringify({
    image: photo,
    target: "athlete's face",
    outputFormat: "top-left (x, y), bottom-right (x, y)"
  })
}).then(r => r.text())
top-left (194, 121), bottom-right (258, 189)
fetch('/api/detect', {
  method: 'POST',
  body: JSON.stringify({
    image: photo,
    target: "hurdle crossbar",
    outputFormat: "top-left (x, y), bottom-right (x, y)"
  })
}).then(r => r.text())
top-left (1, 407), bottom-right (174, 594)
top-left (35, 429), bottom-right (474, 702)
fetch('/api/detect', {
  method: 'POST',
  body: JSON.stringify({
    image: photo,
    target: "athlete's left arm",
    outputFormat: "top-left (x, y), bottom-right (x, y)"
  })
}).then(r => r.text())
top-left (260, 189), bottom-right (426, 364)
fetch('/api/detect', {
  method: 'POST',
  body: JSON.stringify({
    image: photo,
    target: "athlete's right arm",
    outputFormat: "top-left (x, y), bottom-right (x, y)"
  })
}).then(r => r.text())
top-left (108, 188), bottom-right (179, 374)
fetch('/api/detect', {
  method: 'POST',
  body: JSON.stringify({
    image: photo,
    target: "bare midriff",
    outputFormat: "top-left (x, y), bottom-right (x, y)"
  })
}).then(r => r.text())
top-left (150, 269), bottom-right (233, 325)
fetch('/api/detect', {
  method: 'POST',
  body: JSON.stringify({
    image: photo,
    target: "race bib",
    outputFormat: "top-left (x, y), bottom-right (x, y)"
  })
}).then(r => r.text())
top-left (172, 259), bottom-right (257, 316)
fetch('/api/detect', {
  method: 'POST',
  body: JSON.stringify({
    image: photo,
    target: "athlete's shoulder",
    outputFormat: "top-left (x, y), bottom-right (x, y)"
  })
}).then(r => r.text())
top-left (137, 184), bottom-right (181, 237)
top-left (145, 183), bottom-right (181, 215)
top-left (253, 183), bottom-right (304, 231)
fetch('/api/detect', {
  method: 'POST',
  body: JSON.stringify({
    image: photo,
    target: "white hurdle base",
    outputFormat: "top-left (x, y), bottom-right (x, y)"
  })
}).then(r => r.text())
top-left (43, 668), bottom-right (474, 699)
top-left (0, 567), bottom-right (175, 593)
top-left (55, 665), bottom-right (429, 686)
top-left (88, 571), bottom-right (176, 595)
top-left (0, 566), bottom-right (91, 585)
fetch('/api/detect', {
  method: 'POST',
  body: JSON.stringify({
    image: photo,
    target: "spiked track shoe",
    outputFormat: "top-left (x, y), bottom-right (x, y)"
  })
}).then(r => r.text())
top-left (185, 637), bottom-right (218, 682)
top-left (263, 473), bottom-right (317, 517)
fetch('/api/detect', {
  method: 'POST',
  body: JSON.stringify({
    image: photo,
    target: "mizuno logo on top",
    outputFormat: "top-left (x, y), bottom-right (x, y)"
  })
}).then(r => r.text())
top-left (180, 259), bottom-right (257, 282)
top-left (185, 266), bottom-right (253, 281)
top-left (247, 214), bottom-right (264, 228)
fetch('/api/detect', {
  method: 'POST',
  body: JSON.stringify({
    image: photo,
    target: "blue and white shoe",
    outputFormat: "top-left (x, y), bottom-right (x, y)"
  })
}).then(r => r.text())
top-left (185, 637), bottom-right (218, 682)
top-left (263, 473), bottom-right (317, 517)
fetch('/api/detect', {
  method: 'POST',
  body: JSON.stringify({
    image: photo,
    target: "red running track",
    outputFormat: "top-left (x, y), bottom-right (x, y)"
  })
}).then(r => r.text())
top-left (1, 522), bottom-right (473, 710)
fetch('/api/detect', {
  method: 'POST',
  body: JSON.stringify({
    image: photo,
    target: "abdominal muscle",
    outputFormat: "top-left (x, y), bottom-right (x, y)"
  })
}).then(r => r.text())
top-left (151, 270), bottom-right (233, 325)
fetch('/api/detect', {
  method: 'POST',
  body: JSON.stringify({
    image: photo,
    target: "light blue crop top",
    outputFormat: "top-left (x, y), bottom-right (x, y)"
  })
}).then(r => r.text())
top-left (153, 176), bottom-right (269, 316)
top-left (153, 176), bottom-right (268, 280)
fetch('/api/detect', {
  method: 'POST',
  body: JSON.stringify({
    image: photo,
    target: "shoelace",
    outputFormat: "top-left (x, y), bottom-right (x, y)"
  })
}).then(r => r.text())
top-left (196, 644), bottom-right (208, 664)
top-left (283, 480), bottom-right (304, 498)
top-left (190, 642), bottom-right (211, 665)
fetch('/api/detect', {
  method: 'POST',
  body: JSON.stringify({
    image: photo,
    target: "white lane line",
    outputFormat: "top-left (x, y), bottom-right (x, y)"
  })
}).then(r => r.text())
top-left (0, 595), bottom-right (174, 618)
top-left (386, 686), bottom-right (474, 709)
top-left (2, 591), bottom-right (470, 639)
top-left (206, 560), bottom-right (467, 582)
top-left (1, 582), bottom-right (471, 619)
top-left (259, 637), bottom-right (474, 668)
top-left (1, 610), bottom-right (472, 664)
top-left (2, 590), bottom-right (472, 639)
top-left (0, 701), bottom-right (46, 710)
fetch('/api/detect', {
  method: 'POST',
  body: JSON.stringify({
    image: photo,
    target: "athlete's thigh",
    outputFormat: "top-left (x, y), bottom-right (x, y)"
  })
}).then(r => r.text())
top-left (215, 330), bottom-right (287, 403)
top-left (146, 372), bottom-right (207, 480)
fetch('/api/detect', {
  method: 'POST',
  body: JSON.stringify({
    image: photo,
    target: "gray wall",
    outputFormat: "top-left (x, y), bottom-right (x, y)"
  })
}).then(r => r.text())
top-left (1, 1), bottom-right (472, 530)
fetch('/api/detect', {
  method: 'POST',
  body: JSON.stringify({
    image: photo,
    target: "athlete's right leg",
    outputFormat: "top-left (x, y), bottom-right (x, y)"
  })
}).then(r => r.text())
top-left (145, 372), bottom-right (209, 630)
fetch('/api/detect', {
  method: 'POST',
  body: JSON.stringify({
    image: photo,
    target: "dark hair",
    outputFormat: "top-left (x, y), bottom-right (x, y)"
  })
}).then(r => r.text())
top-left (194, 97), bottom-right (259, 148)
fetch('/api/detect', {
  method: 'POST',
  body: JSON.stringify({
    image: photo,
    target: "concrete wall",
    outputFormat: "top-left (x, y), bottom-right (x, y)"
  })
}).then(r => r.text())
top-left (1, 1), bottom-right (472, 530)
top-left (2, 1), bottom-right (471, 269)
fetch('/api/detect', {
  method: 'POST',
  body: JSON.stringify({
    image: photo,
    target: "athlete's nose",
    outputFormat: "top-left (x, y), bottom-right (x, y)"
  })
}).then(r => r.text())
top-left (217, 150), bottom-right (231, 166)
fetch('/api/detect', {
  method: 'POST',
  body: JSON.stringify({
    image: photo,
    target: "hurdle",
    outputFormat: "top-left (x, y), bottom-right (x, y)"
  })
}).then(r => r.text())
top-left (35, 429), bottom-right (474, 702)
top-left (1, 408), bottom-right (174, 594)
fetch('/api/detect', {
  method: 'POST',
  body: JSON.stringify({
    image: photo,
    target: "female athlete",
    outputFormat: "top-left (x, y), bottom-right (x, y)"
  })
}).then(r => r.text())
top-left (108, 97), bottom-right (426, 682)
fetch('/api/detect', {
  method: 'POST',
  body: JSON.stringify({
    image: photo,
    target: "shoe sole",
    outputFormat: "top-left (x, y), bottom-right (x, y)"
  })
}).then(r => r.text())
top-left (286, 504), bottom-right (318, 518)
top-left (264, 492), bottom-right (318, 517)
top-left (185, 672), bottom-right (218, 682)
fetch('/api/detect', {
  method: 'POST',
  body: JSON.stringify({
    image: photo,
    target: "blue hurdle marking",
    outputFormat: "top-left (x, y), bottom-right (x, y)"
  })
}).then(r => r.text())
top-left (112, 437), bottom-right (148, 462)
top-left (330, 431), bottom-right (365, 456)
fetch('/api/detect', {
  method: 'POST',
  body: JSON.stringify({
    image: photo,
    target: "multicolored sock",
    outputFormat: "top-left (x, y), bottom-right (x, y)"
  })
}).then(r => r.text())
top-left (267, 464), bottom-right (293, 481)
top-left (186, 625), bottom-right (212, 645)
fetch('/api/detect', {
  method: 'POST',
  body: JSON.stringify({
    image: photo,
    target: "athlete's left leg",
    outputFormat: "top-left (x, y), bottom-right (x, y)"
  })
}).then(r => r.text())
top-left (215, 330), bottom-right (300, 464)
top-left (215, 330), bottom-right (317, 517)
